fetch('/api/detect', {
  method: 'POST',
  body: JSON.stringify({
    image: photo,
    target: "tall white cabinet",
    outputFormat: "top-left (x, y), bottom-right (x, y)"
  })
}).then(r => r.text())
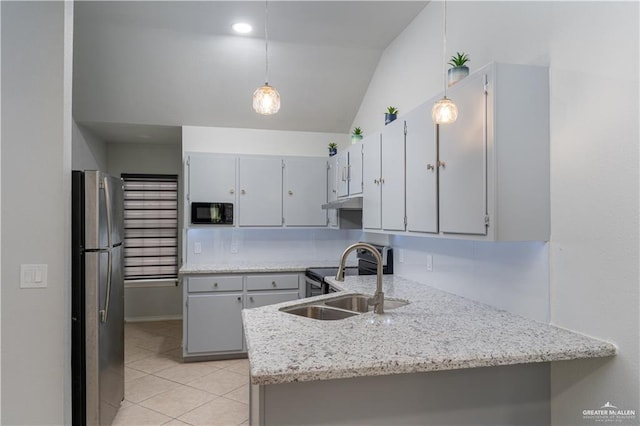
top-left (362, 133), bottom-right (382, 229)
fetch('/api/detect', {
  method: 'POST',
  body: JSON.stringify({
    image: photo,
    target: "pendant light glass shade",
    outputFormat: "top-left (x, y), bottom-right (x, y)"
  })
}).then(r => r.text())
top-left (432, 97), bottom-right (458, 124)
top-left (253, 83), bottom-right (280, 115)
top-left (432, 0), bottom-right (457, 125)
top-left (254, 0), bottom-right (280, 115)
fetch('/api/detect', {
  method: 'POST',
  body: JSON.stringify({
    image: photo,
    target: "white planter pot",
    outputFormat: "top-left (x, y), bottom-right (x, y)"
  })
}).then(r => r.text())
top-left (448, 66), bottom-right (469, 87)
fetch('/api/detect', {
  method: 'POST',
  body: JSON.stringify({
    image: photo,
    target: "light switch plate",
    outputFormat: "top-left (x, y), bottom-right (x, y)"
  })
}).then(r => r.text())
top-left (20, 264), bottom-right (48, 288)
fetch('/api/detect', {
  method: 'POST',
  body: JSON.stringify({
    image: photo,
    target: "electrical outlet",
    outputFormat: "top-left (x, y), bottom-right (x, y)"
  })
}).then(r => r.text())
top-left (426, 255), bottom-right (433, 272)
top-left (194, 242), bottom-right (202, 254)
top-left (398, 249), bottom-right (405, 263)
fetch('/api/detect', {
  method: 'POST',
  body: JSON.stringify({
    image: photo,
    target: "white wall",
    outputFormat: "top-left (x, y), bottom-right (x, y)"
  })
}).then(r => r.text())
top-left (183, 125), bottom-right (350, 156)
top-left (107, 142), bottom-right (184, 321)
top-left (107, 141), bottom-right (181, 177)
top-left (1, 2), bottom-right (72, 423)
top-left (72, 119), bottom-right (107, 171)
top-left (353, 1), bottom-right (639, 423)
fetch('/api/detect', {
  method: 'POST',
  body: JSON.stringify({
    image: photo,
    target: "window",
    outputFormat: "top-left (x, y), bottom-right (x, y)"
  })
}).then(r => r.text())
top-left (122, 174), bottom-right (178, 282)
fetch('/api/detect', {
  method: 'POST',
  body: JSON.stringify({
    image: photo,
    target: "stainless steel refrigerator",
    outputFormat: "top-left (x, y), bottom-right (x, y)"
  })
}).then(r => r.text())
top-left (72, 170), bottom-right (125, 425)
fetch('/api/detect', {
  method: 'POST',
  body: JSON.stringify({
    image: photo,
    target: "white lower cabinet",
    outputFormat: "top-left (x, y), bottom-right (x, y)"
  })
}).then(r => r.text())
top-left (183, 272), bottom-right (301, 358)
top-left (186, 293), bottom-right (244, 354)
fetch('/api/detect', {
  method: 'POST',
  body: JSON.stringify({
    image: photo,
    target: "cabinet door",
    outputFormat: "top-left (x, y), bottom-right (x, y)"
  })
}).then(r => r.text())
top-left (362, 133), bottom-right (382, 229)
top-left (405, 102), bottom-right (438, 233)
top-left (245, 291), bottom-right (299, 309)
top-left (238, 157), bottom-right (283, 226)
top-left (327, 157), bottom-right (338, 227)
top-left (381, 118), bottom-right (406, 231)
top-left (347, 142), bottom-right (363, 196)
top-left (336, 151), bottom-right (349, 198)
top-left (188, 154), bottom-right (236, 203)
top-left (186, 293), bottom-right (244, 353)
top-left (283, 157), bottom-right (327, 226)
top-left (439, 72), bottom-right (488, 235)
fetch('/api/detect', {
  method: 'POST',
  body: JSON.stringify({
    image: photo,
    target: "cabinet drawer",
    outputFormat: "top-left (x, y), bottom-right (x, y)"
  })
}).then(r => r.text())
top-left (245, 274), bottom-right (299, 291)
top-left (188, 276), bottom-right (243, 293)
top-left (245, 291), bottom-right (299, 309)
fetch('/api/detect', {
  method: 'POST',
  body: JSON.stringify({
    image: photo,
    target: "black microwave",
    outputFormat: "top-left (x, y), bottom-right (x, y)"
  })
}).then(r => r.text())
top-left (191, 202), bottom-right (234, 225)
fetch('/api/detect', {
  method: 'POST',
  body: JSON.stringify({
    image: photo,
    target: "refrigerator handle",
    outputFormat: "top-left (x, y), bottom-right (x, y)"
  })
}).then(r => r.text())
top-left (100, 176), bottom-right (114, 324)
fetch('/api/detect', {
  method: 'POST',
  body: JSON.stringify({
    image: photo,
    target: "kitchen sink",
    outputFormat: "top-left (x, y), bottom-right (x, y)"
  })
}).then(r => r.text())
top-left (280, 293), bottom-right (409, 320)
top-left (324, 294), bottom-right (409, 312)
top-left (280, 305), bottom-right (359, 320)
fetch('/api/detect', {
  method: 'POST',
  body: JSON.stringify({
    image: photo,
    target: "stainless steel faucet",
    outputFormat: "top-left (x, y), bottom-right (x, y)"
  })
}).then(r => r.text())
top-left (335, 242), bottom-right (385, 314)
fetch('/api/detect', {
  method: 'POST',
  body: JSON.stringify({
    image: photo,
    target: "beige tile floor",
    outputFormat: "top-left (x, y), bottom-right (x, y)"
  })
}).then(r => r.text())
top-left (114, 320), bottom-right (250, 426)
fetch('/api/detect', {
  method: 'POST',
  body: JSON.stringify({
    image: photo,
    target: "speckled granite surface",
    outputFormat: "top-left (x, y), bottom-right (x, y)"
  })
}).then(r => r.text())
top-left (179, 260), bottom-right (355, 275)
top-left (243, 275), bottom-right (616, 385)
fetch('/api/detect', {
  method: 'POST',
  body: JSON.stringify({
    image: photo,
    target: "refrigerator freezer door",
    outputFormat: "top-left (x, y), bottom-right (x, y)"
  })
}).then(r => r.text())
top-left (84, 172), bottom-right (124, 250)
top-left (85, 248), bottom-right (124, 426)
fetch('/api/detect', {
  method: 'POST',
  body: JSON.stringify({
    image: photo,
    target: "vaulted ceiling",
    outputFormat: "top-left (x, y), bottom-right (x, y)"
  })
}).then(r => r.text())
top-left (73, 1), bottom-right (428, 144)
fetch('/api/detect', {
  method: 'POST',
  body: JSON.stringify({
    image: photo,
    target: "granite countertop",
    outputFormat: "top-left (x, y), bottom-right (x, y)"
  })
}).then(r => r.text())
top-left (242, 275), bottom-right (616, 386)
top-left (179, 259), bottom-right (355, 275)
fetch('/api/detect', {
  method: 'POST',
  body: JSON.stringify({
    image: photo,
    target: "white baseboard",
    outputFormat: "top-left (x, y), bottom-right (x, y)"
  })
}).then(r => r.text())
top-left (125, 314), bottom-right (183, 323)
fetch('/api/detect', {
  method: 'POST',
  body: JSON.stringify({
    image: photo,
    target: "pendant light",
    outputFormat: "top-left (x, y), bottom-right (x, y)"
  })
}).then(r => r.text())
top-left (432, 0), bottom-right (458, 124)
top-left (253, 0), bottom-right (280, 115)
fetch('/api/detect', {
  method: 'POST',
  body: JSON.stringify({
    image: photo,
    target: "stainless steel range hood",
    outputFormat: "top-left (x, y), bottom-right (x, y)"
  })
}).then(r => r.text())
top-left (321, 196), bottom-right (363, 210)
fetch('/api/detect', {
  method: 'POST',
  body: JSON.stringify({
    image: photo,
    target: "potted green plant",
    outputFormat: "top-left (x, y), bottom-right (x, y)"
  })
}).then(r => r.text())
top-left (385, 107), bottom-right (398, 125)
top-left (351, 127), bottom-right (363, 144)
top-left (448, 52), bottom-right (470, 87)
top-left (328, 142), bottom-right (338, 156)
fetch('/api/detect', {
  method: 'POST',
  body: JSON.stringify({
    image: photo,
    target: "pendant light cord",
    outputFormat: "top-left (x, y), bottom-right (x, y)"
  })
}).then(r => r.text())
top-left (264, 0), bottom-right (269, 85)
top-left (442, 0), bottom-right (447, 97)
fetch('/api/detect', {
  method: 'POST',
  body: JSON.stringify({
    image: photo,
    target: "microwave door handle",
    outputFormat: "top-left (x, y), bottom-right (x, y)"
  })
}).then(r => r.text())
top-left (100, 176), bottom-right (113, 323)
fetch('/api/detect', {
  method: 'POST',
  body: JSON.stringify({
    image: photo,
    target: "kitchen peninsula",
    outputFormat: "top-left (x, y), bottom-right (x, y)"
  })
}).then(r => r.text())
top-left (243, 275), bottom-right (616, 425)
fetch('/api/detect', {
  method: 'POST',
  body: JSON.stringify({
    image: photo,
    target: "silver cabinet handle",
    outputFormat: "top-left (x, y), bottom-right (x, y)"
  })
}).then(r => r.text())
top-left (237, 296), bottom-right (242, 302)
top-left (438, 161), bottom-right (446, 169)
top-left (380, 178), bottom-right (385, 184)
top-left (229, 189), bottom-right (235, 194)
top-left (250, 296), bottom-right (254, 302)
top-left (427, 164), bottom-right (435, 171)
top-left (241, 189), bottom-right (246, 195)
top-left (374, 179), bottom-right (379, 184)
top-left (272, 281), bottom-right (276, 287)
top-left (213, 282), bottom-right (218, 288)
top-left (288, 190), bottom-right (293, 195)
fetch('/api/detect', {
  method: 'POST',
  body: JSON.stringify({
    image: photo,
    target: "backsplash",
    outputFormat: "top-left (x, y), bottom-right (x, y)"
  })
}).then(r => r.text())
top-left (186, 228), bottom-right (363, 264)
top-left (390, 235), bottom-right (549, 322)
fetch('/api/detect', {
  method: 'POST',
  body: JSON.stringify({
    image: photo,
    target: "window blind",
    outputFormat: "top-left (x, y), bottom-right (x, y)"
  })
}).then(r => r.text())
top-left (122, 174), bottom-right (178, 281)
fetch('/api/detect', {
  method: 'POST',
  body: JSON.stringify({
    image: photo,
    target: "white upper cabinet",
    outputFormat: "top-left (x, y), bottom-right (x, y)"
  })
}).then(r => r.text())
top-left (438, 71), bottom-right (488, 236)
top-left (327, 156), bottom-right (339, 228)
top-left (283, 157), bottom-right (327, 226)
top-left (362, 133), bottom-right (382, 230)
top-left (361, 62), bottom-right (549, 241)
top-left (238, 157), bottom-right (283, 227)
top-left (405, 101), bottom-right (438, 234)
top-left (380, 118), bottom-right (406, 231)
top-left (336, 150), bottom-right (349, 198)
top-left (439, 62), bottom-right (550, 240)
top-left (347, 142), bottom-right (363, 196)
top-left (336, 141), bottom-right (363, 198)
top-left (187, 154), bottom-right (236, 204)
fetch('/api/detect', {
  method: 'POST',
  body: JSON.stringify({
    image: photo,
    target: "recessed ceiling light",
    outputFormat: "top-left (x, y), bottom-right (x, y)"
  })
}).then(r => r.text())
top-left (232, 22), bottom-right (252, 34)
